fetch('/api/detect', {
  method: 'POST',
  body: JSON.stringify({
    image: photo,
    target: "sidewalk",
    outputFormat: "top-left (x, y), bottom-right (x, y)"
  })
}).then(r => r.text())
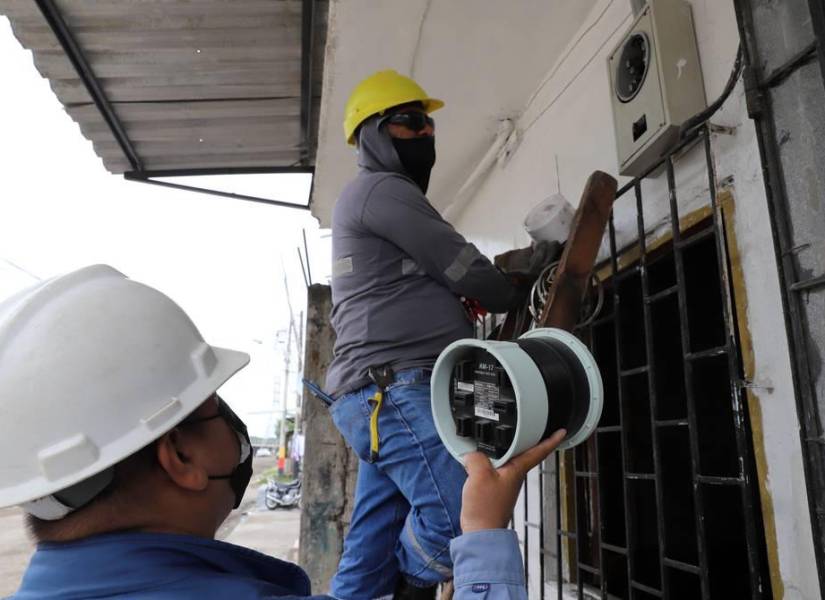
top-left (218, 457), bottom-right (302, 563)
top-left (224, 504), bottom-right (301, 563)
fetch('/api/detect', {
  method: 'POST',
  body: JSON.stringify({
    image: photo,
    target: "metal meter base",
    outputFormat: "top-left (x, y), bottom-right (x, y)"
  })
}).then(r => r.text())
top-left (431, 328), bottom-right (603, 468)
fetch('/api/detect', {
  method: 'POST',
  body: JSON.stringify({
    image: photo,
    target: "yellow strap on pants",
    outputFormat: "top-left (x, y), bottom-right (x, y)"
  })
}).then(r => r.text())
top-left (369, 390), bottom-right (384, 463)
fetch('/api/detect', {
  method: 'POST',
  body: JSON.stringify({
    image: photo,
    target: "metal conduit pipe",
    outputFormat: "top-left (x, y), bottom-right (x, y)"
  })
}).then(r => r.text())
top-left (442, 118), bottom-right (515, 222)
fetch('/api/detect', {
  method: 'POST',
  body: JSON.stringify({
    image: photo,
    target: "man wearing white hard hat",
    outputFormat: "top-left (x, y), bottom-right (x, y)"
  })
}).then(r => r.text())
top-left (0, 265), bottom-right (565, 599)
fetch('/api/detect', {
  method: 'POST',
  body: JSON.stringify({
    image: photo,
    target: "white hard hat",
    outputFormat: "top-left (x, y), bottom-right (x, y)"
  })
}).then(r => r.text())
top-left (0, 265), bottom-right (249, 513)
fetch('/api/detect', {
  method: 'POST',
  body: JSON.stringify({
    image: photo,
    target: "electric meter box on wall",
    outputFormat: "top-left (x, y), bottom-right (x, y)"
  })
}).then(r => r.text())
top-left (608, 0), bottom-right (706, 178)
top-left (431, 328), bottom-right (603, 468)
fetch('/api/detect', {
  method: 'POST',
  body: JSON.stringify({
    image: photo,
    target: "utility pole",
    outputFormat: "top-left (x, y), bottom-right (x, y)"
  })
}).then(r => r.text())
top-left (291, 309), bottom-right (305, 478)
top-left (276, 260), bottom-right (309, 476)
top-left (277, 317), bottom-right (293, 475)
top-left (293, 309), bottom-right (305, 434)
top-left (278, 268), bottom-right (300, 476)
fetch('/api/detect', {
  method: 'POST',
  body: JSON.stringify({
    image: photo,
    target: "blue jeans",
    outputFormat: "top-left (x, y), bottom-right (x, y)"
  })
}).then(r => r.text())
top-left (329, 368), bottom-right (467, 600)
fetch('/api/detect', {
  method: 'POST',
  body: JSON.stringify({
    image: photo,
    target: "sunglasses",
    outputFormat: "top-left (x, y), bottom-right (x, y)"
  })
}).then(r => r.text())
top-left (382, 111), bottom-right (435, 133)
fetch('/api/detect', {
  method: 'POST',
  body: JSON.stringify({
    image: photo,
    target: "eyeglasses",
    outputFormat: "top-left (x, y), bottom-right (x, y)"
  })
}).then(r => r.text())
top-left (180, 394), bottom-right (251, 462)
top-left (180, 395), bottom-right (247, 436)
top-left (382, 111), bottom-right (435, 133)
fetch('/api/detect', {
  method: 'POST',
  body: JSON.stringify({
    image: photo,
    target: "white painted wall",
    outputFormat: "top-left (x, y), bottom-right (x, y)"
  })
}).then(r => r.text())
top-left (457, 1), bottom-right (819, 597)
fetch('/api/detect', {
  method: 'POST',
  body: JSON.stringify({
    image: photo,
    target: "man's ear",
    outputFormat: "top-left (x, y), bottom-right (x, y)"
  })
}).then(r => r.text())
top-left (155, 429), bottom-right (209, 492)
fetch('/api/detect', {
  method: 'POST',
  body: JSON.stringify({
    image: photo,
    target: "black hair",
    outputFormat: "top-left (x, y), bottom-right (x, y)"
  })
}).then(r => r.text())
top-left (26, 441), bottom-right (159, 542)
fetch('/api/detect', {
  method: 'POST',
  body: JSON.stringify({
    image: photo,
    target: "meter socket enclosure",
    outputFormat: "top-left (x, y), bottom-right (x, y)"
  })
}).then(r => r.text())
top-left (431, 328), bottom-right (603, 468)
top-left (608, 0), bottom-right (706, 177)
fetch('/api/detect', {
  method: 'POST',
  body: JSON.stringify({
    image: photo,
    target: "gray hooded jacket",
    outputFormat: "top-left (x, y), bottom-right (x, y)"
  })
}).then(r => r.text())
top-left (325, 117), bottom-right (519, 397)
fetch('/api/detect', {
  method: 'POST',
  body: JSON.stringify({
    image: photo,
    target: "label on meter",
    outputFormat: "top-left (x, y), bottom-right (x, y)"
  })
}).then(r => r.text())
top-left (473, 360), bottom-right (500, 422)
top-left (474, 384), bottom-right (500, 421)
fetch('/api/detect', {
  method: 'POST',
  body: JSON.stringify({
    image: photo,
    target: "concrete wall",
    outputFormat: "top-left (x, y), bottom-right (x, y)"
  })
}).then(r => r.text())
top-left (298, 284), bottom-right (358, 593)
top-left (451, 1), bottom-right (818, 598)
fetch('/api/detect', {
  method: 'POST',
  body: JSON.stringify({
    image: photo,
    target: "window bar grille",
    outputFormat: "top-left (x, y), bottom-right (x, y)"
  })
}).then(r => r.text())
top-left (539, 459), bottom-right (546, 599)
top-left (633, 179), bottom-right (670, 598)
top-left (665, 154), bottom-right (713, 599)
top-left (608, 213), bottom-right (636, 600)
top-left (528, 124), bottom-right (769, 598)
top-left (524, 477), bottom-right (530, 588)
top-left (556, 451), bottom-right (564, 600)
top-left (703, 130), bottom-right (767, 598)
top-left (596, 384), bottom-right (608, 600)
top-left (573, 442), bottom-right (584, 600)
top-left (733, 2), bottom-right (825, 590)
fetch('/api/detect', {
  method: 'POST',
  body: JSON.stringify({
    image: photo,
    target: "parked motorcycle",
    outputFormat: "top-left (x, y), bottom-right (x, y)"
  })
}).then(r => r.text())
top-left (264, 478), bottom-right (301, 510)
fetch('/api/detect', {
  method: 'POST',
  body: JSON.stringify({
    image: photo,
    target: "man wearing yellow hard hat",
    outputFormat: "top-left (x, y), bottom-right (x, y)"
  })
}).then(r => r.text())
top-left (326, 70), bottom-right (528, 599)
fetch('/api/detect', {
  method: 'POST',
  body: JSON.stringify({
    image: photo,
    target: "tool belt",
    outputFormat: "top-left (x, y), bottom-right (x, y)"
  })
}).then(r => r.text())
top-left (366, 364), bottom-right (394, 463)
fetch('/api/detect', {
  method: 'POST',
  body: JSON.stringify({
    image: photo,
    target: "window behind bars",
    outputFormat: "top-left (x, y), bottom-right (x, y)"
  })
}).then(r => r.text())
top-left (501, 128), bottom-right (773, 600)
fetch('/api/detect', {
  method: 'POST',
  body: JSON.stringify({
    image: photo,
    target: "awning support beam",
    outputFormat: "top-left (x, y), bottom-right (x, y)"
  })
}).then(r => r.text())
top-left (35, 0), bottom-right (143, 172)
top-left (299, 0), bottom-right (317, 166)
top-left (125, 166), bottom-right (314, 178)
top-left (124, 166), bottom-right (314, 211)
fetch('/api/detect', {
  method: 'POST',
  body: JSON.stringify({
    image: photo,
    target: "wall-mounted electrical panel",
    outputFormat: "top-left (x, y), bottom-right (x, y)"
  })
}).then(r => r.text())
top-left (608, 0), bottom-right (706, 177)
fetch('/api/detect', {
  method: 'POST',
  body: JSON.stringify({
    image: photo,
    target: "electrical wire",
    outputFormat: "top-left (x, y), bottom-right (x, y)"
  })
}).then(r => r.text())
top-left (679, 43), bottom-right (744, 139)
top-left (522, 18), bottom-right (743, 145)
top-left (521, 13), bottom-right (633, 135)
top-left (522, 0), bottom-right (619, 112)
top-left (528, 262), bottom-right (604, 327)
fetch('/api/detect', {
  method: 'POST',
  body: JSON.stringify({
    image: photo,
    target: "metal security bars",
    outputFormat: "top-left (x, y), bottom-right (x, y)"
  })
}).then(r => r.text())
top-left (733, 0), bottom-right (825, 593)
top-left (513, 125), bottom-right (771, 599)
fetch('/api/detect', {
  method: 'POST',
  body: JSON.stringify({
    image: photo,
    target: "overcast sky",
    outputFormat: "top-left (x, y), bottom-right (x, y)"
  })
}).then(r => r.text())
top-left (0, 17), bottom-right (331, 438)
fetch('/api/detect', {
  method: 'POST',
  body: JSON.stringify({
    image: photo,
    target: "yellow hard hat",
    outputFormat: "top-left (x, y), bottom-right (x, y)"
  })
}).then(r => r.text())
top-left (343, 70), bottom-right (444, 145)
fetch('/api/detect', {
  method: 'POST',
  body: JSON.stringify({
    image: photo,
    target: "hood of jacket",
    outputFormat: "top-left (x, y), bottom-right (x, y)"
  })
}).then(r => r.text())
top-left (356, 114), bottom-right (406, 174)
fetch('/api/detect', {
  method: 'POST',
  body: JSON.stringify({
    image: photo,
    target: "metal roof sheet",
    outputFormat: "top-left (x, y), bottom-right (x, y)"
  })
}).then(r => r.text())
top-left (0, 0), bottom-right (327, 174)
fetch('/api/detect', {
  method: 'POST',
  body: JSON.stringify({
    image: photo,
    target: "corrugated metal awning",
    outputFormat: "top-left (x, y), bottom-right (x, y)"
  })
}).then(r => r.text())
top-left (0, 0), bottom-right (326, 207)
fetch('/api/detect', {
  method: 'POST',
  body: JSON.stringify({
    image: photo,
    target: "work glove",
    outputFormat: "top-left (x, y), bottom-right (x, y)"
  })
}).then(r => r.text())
top-left (489, 241), bottom-right (559, 312)
top-left (494, 240), bottom-right (560, 284)
top-left (463, 242), bottom-right (561, 319)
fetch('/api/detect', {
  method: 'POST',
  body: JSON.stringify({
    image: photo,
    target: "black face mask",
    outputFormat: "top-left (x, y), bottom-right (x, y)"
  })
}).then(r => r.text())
top-left (391, 136), bottom-right (436, 193)
top-left (181, 396), bottom-right (254, 509)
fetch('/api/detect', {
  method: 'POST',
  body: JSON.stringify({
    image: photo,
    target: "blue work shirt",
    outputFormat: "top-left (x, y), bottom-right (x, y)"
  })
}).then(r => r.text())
top-left (10, 529), bottom-right (526, 599)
